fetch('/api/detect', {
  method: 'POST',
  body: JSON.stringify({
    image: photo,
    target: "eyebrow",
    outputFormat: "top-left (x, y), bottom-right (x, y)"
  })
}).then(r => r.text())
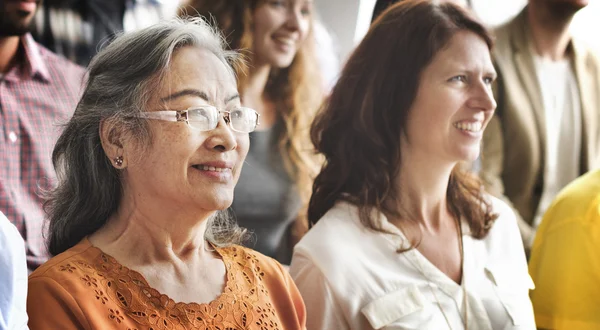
top-left (160, 89), bottom-right (208, 102)
top-left (160, 89), bottom-right (240, 104)
top-left (226, 93), bottom-right (240, 103)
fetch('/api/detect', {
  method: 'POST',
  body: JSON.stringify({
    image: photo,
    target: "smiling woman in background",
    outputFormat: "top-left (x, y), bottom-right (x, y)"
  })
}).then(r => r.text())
top-left (179, 0), bottom-right (323, 264)
top-left (26, 18), bottom-right (306, 330)
top-left (290, 1), bottom-right (535, 329)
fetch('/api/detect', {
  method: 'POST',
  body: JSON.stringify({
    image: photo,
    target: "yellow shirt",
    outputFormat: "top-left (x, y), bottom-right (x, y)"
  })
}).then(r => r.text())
top-left (529, 169), bottom-right (600, 330)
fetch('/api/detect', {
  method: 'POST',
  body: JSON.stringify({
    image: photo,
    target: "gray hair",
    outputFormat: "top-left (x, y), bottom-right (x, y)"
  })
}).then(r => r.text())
top-left (45, 17), bottom-right (247, 256)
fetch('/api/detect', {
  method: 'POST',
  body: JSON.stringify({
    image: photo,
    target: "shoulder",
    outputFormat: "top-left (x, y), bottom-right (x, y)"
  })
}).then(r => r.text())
top-left (27, 240), bottom-right (100, 329)
top-left (482, 195), bottom-right (523, 245)
top-left (0, 213), bottom-right (24, 253)
top-left (218, 244), bottom-right (301, 301)
top-left (0, 214), bottom-right (26, 280)
top-left (37, 42), bottom-right (83, 72)
top-left (0, 213), bottom-right (27, 309)
top-left (488, 194), bottom-right (515, 218)
top-left (478, 196), bottom-right (533, 285)
top-left (29, 239), bottom-right (101, 288)
top-left (555, 170), bottom-right (600, 207)
top-left (291, 202), bottom-right (388, 288)
top-left (491, 12), bottom-right (524, 67)
top-left (0, 213), bottom-right (27, 282)
top-left (492, 20), bottom-right (512, 47)
top-left (293, 202), bottom-right (367, 261)
top-left (492, 10), bottom-right (523, 49)
top-left (36, 42), bottom-right (85, 83)
top-left (218, 244), bottom-right (288, 280)
top-left (572, 37), bottom-right (600, 69)
top-left (539, 170), bottom-right (600, 231)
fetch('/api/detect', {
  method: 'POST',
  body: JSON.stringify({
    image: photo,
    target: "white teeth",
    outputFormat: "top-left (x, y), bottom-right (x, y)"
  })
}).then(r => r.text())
top-left (454, 122), bottom-right (482, 133)
top-left (197, 165), bottom-right (230, 172)
top-left (273, 36), bottom-right (294, 46)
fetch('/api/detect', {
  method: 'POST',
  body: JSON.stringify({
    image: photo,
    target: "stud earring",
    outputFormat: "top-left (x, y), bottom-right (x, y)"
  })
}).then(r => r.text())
top-left (114, 156), bottom-right (124, 167)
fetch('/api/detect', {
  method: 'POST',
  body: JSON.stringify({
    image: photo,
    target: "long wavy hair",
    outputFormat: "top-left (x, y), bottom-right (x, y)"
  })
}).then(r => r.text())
top-left (178, 0), bottom-right (323, 236)
top-left (45, 18), bottom-right (248, 255)
top-left (309, 0), bottom-right (498, 246)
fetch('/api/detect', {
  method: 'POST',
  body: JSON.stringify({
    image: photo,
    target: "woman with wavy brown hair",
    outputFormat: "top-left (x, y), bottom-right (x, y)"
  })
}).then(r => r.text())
top-left (289, 1), bottom-right (535, 329)
top-left (179, 0), bottom-right (323, 264)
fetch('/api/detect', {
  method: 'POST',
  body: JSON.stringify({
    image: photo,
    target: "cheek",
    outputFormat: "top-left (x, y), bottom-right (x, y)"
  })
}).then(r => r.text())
top-left (145, 128), bottom-right (193, 170)
top-left (254, 11), bottom-right (278, 38)
top-left (137, 145), bottom-right (178, 176)
top-left (237, 135), bottom-right (250, 160)
top-left (299, 20), bottom-right (311, 41)
top-left (406, 107), bottom-right (451, 147)
top-left (254, 24), bottom-right (269, 42)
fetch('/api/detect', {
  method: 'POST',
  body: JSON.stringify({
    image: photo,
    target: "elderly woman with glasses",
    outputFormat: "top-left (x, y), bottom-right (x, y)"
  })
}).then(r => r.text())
top-left (26, 18), bottom-right (306, 330)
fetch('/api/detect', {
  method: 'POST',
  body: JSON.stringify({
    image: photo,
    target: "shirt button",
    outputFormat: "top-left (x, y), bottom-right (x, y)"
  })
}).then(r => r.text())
top-left (8, 131), bottom-right (17, 143)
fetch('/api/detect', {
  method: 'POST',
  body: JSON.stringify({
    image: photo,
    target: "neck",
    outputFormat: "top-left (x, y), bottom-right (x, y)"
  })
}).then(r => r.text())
top-left (244, 63), bottom-right (271, 99)
top-left (89, 187), bottom-right (214, 264)
top-left (242, 63), bottom-right (278, 128)
top-left (527, 5), bottom-right (574, 61)
top-left (0, 36), bottom-right (21, 73)
top-left (389, 149), bottom-right (456, 232)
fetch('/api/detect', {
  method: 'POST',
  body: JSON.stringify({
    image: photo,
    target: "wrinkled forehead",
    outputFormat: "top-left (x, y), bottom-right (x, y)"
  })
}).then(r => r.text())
top-left (157, 47), bottom-right (239, 107)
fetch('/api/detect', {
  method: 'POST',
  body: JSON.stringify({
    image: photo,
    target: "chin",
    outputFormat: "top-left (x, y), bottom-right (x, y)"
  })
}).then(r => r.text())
top-left (270, 56), bottom-right (296, 69)
top-left (454, 148), bottom-right (480, 163)
top-left (210, 198), bottom-right (234, 211)
top-left (197, 192), bottom-right (233, 211)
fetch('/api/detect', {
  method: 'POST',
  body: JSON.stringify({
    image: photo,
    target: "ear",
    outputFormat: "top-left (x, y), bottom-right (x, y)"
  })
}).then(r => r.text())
top-left (99, 118), bottom-right (127, 168)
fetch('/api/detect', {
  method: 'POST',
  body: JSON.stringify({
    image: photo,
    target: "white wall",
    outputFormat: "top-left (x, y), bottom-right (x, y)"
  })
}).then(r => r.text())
top-left (314, 0), bottom-right (362, 64)
top-left (471, 0), bottom-right (526, 26)
top-left (316, 0), bottom-right (600, 63)
top-left (571, 0), bottom-right (600, 52)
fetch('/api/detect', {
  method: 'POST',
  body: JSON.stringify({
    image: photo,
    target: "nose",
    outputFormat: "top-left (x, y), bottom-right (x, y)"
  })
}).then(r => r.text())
top-left (468, 80), bottom-right (497, 112)
top-left (205, 118), bottom-right (237, 152)
top-left (285, 7), bottom-right (301, 31)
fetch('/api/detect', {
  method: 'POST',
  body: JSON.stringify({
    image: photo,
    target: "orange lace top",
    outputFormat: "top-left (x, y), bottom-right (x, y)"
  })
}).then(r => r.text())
top-left (27, 238), bottom-right (306, 330)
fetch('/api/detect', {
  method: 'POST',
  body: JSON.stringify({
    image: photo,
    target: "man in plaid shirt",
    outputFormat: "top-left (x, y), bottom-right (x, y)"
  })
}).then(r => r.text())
top-left (0, 0), bottom-right (84, 271)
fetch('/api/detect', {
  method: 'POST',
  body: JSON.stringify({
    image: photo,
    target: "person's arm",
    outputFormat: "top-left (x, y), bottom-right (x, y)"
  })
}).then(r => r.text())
top-left (0, 217), bottom-right (29, 330)
top-left (27, 277), bottom-right (89, 330)
top-left (480, 76), bottom-right (535, 250)
top-left (289, 253), bottom-right (350, 330)
top-left (529, 219), bottom-right (600, 330)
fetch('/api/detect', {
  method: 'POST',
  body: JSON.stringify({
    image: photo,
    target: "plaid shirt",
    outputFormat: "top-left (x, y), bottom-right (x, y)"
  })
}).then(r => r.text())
top-left (32, 0), bottom-right (173, 66)
top-left (0, 34), bottom-right (84, 271)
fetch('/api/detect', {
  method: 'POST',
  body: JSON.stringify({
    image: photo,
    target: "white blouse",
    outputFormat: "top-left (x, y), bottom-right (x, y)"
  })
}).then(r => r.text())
top-left (0, 212), bottom-right (29, 330)
top-left (289, 197), bottom-right (535, 330)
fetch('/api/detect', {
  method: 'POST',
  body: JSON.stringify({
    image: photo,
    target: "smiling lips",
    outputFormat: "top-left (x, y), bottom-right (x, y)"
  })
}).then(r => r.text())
top-left (454, 121), bottom-right (483, 133)
top-left (273, 35), bottom-right (295, 46)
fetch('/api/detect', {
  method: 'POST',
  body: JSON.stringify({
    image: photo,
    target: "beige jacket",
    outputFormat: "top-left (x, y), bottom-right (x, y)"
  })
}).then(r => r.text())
top-left (481, 8), bottom-right (600, 247)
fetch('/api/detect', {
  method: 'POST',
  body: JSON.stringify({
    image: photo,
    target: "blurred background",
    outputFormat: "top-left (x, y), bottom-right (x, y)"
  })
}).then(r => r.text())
top-left (318, 0), bottom-right (600, 66)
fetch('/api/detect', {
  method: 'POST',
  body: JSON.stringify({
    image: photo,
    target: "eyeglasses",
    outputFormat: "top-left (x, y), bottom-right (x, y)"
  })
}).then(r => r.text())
top-left (135, 106), bottom-right (260, 133)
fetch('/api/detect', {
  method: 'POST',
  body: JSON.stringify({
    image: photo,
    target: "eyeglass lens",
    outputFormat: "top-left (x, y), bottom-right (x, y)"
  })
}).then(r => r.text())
top-left (187, 107), bottom-right (257, 132)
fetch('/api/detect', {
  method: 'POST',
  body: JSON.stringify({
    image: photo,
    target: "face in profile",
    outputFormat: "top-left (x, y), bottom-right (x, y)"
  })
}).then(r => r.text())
top-left (0, 0), bottom-right (39, 37)
top-left (252, 0), bottom-right (312, 68)
top-left (122, 47), bottom-right (250, 213)
top-left (403, 30), bottom-right (497, 164)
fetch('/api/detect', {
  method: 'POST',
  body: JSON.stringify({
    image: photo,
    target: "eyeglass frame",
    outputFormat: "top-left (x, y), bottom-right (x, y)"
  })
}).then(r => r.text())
top-left (133, 105), bottom-right (260, 133)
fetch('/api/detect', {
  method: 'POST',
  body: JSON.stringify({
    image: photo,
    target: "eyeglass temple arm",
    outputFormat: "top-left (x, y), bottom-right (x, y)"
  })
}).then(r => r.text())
top-left (137, 111), bottom-right (182, 122)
